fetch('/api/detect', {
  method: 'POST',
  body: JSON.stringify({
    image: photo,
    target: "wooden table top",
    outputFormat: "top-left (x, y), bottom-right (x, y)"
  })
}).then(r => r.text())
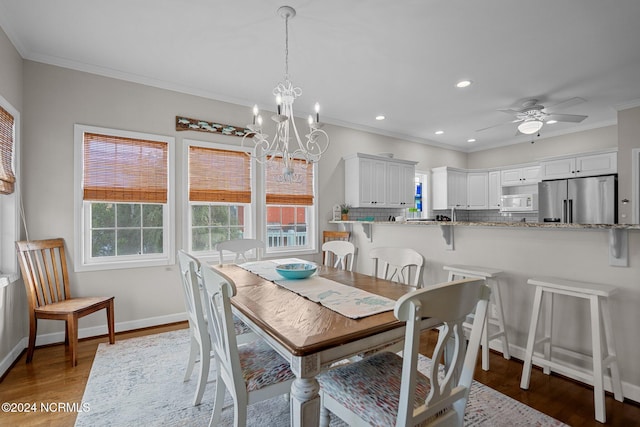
top-left (210, 264), bottom-right (417, 357)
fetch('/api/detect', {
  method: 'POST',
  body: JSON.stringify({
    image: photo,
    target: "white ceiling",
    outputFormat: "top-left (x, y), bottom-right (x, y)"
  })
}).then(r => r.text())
top-left (1, 0), bottom-right (640, 152)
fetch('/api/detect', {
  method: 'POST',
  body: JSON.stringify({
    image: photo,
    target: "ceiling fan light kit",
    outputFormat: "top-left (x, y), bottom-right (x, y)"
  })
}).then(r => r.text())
top-left (518, 120), bottom-right (544, 135)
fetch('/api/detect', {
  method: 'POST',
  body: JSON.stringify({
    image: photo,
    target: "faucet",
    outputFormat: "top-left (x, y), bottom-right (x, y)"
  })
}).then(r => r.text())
top-left (451, 205), bottom-right (457, 222)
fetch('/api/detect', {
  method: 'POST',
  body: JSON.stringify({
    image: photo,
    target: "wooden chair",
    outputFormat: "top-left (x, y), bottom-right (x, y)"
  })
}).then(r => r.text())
top-left (319, 278), bottom-right (490, 427)
top-left (15, 238), bottom-right (115, 366)
top-left (322, 240), bottom-right (356, 271)
top-left (369, 246), bottom-right (425, 287)
top-left (177, 250), bottom-right (256, 406)
top-left (215, 238), bottom-right (265, 264)
top-left (201, 264), bottom-right (295, 427)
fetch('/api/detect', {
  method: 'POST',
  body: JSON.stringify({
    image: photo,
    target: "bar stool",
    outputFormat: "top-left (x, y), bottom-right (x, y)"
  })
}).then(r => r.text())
top-left (520, 277), bottom-right (623, 423)
top-left (443, 264), bottom-right (511, 371)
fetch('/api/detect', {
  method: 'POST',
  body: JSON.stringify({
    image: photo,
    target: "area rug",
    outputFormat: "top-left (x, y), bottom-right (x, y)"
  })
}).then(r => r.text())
top-left (75, 329), bottom-right (567, 427)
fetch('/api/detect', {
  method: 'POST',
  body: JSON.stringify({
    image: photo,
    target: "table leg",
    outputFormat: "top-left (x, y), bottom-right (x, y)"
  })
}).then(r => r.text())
top-left (290, 376), bottom-right (320, 427)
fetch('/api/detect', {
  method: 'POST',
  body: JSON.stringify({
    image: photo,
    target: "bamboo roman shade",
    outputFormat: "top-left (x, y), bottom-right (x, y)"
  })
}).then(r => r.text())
top-left (0, 106), bottom-right (15, 195)
top-left (83, 132), bottom-right (168, 203)
top-left (188, 146), bottom-right (251, 203)
top-left (266, 158), bottom-right (314, 205)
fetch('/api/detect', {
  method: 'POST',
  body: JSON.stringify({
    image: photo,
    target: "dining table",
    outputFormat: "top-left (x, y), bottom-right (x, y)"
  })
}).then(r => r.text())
top-left (209, 260), bottom-right (441, 427)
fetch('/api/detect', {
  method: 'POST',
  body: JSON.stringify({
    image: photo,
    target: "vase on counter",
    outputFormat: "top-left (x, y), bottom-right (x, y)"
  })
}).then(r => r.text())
top-left (341, 213), bottom-right (349, 221)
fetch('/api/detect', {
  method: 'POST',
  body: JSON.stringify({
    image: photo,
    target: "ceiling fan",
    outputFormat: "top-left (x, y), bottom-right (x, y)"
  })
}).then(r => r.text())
top-left (478, 97), bottom-right (588, 135)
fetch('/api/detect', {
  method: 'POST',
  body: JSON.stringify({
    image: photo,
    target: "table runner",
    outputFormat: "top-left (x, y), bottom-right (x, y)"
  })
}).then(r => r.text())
top-left (238, 259), bottom-right (396, 319)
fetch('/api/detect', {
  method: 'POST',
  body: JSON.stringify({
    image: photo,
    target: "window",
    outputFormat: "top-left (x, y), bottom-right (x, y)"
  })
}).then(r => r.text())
top-left (74, 125), bottom-right (175, 271)
top-left (185, 142), bottom-right (253, 255)
top-left (0, 96), bottom-right (19, 281)
top-left (265, 158), bottom-right (316, 253)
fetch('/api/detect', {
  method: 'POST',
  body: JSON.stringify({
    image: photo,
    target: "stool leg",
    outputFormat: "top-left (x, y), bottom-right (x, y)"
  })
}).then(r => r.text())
top-left (590, 295), bottom-right (606, 423)
top-left (520, 286), bottom-right (544, 389)
top-left (601, 297), bottom-right (624, 402)
top-left (542, 291), bottom-right (553, 375)
top-left (488, 277), bottom-right (510, 360)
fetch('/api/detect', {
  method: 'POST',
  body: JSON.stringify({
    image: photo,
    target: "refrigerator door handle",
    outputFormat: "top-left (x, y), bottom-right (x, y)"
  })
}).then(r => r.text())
top-left (563, 199), bottom-right (567, 223)
top-left (568, 199), bottom-right (573, 223)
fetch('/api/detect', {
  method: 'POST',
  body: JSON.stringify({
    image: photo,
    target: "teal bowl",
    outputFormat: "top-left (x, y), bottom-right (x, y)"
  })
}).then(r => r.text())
top-left (275, 263), bottom-right (317, 280)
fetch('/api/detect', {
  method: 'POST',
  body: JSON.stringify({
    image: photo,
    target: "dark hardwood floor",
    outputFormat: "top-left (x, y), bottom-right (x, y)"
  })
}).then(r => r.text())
top-left (1, 323), bottom-right (638, 426)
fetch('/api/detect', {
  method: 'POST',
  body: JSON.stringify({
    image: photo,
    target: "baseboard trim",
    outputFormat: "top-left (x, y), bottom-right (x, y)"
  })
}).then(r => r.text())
top-left (0, 312), bottom-right (188, 377)
top-left (488, 339), bottom-right (640, 404)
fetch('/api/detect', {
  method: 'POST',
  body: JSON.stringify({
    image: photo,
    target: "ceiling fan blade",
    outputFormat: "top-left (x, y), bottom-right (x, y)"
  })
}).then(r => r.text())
top-left (546, 113), bottom-right (587, 123)
top-left (544, 97), bottom-right (586, 113)
top-left (497, 108), bottom-right (520, 115)
top-left (476, 119), bottom-right (520, 132)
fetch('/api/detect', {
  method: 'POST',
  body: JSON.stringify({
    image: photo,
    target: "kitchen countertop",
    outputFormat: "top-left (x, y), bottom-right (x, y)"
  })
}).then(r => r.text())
top-left (330, 220), bottom-right (640, 230)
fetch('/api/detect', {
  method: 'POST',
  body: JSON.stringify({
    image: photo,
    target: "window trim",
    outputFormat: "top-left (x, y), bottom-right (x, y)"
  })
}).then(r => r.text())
top-left (263, 161), bottom-right (318, 257)
top-left (182, 139), bottom-right (256, 263)
top-left (0, 94), bottom-right (20, 283)
top-left (74, 124), bottom-right (175, 271)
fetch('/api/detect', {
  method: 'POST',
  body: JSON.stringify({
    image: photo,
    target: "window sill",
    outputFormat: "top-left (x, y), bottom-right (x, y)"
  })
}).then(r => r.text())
top-left (0, 273), bottom-right (20, 288)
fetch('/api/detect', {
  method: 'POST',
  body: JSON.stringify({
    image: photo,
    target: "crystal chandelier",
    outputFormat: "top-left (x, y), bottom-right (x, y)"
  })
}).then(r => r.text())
top-left (242, 5), bottom-right (329, 183)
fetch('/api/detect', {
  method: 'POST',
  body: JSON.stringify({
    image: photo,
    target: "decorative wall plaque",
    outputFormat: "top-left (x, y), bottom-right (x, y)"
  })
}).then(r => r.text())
top-left (175, 116), bottom-right (252, 137)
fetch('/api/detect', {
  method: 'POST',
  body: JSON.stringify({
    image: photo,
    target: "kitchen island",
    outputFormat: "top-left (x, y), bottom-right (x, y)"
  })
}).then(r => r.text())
top-left (326, 219), bottom-right (640, 403)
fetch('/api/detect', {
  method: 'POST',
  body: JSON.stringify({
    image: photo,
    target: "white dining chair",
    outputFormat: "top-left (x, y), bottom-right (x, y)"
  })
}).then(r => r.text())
top-left (318, 278), bottom-right (490, 427)
top-left (201, 265), bottom-right (295, 427)
top-left (369, 246), bottom-right (425, 287)
top-left (177, 250), bottom-right (256, 406)
top-left (215, 238), bottom-right (265, 264)
top-left (322, 240), bottom-right (356, 271)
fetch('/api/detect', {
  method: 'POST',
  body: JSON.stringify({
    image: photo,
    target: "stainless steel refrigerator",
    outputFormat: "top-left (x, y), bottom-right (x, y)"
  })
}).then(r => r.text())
top-left (538, 175), bottom-right (617, 224)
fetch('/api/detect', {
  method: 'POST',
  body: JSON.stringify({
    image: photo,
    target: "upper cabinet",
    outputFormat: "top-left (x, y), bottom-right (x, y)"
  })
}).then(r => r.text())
top-left (501, 165), bottom-right (541, 186)
top-left (344, 153), bottom-right (417, 208)
top-left (539, 151), bottom-right (617, 180)
top-left (432, 167), bottom-right (467, 210)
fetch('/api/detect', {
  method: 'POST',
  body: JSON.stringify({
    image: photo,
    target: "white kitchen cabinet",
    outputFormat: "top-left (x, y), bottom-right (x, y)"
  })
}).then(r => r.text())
top-left (344, 153), bottom-right (416, 208)
top-left (501, 165), bottom-right (541, 186)
top-left (488, 170), bottom-right (501, 209)
top-left (466, 172), bottom-right (488, 209)
top-left (386, 162), bottom-right (415, 208)
top-left (540, 151), bottom-right (617, 180)
top-left (432, 167), bottom-right (467, 210)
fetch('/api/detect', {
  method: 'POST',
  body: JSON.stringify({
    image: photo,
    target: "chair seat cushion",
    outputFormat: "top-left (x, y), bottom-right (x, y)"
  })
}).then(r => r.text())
top-left (233, 315), bottom-right (253, 336)
top-left (239, 339), bottom-right (295, 392)
top-left (319, 352), bottom-right (437, 426)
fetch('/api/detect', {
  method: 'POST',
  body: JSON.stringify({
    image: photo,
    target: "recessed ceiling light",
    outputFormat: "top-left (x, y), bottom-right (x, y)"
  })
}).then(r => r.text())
top-left (435, 130), bottom-right (444, 135)
top-left (467, 138), bottom-right (476, 143)
top-left (456, 80), bottom-right (472, 88)
top-left (546, 120), bottom-right (558, 124)
top-left (375, 115), bottom-right (385, 121)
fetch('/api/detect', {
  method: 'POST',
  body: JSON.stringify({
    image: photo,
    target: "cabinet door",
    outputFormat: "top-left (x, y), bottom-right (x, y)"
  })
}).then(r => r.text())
top-left (575, 152), bottom-right (617, 177)
top-left (488, 171), bottom-right (501, 209)
top-left (501, 168), bottom-right (522, 186)
top-left (467, 172), bottom-right (488, 209)
top-left (521, 166), bottom-right (541, 184)
top-left (431, 168), bottom-right (448, 210)
top-left (540, 158), bottom-right (576, 180)
top-left (357, 158), bottom-right (386, 206)
top-left (386, 162), bottom-right (402, 207)
top-left (450, 170), bottom-right (467, 208)
top-left (371, 159), bottom-right (387, 206)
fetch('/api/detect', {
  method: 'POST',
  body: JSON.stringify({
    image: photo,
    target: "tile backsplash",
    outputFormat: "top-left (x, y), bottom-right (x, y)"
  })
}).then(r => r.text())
top-left (343, 208), bottom-right (538, 223)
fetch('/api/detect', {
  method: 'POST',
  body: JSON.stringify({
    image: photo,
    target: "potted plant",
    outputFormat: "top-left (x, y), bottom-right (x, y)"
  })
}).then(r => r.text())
top-left (340, 204), bottom-right (351, 221)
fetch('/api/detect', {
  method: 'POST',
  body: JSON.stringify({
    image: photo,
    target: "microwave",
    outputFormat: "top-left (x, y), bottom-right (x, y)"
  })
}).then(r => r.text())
top-left (500, 194), bottom-right (538, 212)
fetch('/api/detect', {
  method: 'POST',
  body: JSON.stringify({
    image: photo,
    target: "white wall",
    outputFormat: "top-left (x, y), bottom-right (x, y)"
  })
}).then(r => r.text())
top-left (467, 125), bottom-right (617, 169)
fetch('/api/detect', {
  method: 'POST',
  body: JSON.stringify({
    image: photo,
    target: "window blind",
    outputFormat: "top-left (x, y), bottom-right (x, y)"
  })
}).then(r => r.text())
top-left (188, 146), bottom-right (251, 203)
top-left (83, 132), bottom-right (168, 203)
top-left (266, 158), bottom-right (314, 205)
top-left (0, 106), bottom-right (15, 195)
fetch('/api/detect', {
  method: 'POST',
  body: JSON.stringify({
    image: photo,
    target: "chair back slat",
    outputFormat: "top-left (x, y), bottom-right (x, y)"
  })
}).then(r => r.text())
top-left (16, 239), bottom-right (71, 309)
